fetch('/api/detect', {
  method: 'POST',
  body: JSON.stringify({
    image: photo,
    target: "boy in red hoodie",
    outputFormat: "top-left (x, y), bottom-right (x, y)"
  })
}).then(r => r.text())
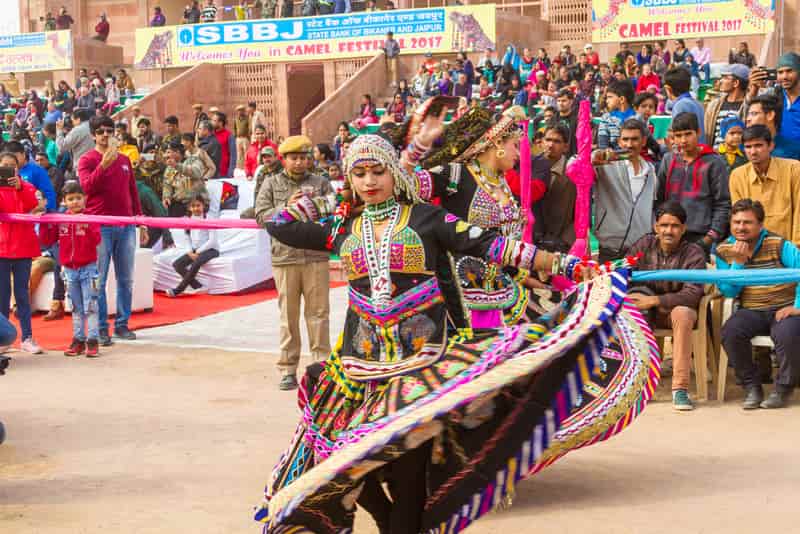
top-left (656, 111), bottom-right (731, 255)
top-left (40, 181), bottom-right (103, 357)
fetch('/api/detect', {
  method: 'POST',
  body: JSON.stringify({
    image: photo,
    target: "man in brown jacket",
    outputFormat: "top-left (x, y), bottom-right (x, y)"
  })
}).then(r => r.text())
top-left (255, 135), bottom-right (333, 390)
top-left (627, 200), bottom-right (707, 411)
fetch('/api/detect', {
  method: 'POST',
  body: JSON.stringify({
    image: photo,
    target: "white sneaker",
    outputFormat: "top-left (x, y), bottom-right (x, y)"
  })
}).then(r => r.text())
top-left (20, 338), bottom-right (43, 355)
top-left (183, 285), bottom-right (208, 295)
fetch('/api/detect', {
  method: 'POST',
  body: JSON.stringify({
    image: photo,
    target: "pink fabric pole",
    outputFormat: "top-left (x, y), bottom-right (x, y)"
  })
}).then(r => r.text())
top-left (0, 213), bottom-right (263, 230)
top-left (518, 119), bottom-right (534, 245)
top-left (566, 99), bottom-right (595, 258)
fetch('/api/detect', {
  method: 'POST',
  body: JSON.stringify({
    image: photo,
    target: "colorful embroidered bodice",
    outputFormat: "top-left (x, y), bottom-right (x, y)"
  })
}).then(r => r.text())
top-left (426, 164), bottom-right (529, 324)
top-left (266, 202), bottom-right (539, 383)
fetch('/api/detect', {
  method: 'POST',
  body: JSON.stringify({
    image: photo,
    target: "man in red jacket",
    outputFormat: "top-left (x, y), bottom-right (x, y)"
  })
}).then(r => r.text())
top-left (244, 125), bottom-right (278, 178)
top-left (78, 116), bottom-right (142, 346)
top-left (212, 111), bottom-right (237, 178)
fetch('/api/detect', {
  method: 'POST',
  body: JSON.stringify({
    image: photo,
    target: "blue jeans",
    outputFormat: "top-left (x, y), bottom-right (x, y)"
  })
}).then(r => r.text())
top-left (97, 225), bottom-right (136, 331)
top-left (0, 313), bottom-right (16, 346)
top-left (0, 258), bottom-right (32, 340)
top-left (701, 63), bottom-right (711, 82)
top-left (64, 264), bottom-right (100, 341)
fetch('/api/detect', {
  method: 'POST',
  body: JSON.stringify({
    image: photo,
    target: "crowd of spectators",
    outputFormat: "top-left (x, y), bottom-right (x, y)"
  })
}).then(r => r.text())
top-left (2, 21), bottom-right (800, 409)
top-left (319, 36), bottom-right (800, 411)
top-left (0, 57), bottom-right (278, 355)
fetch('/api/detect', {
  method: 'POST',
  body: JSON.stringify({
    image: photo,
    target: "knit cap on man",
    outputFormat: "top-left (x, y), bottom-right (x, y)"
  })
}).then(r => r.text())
top-left (777, 52), bottom-right (800, 72)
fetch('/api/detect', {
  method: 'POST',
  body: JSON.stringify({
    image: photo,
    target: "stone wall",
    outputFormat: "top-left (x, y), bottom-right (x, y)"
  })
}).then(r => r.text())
top-left (113, 63), bottom-right (226, 133)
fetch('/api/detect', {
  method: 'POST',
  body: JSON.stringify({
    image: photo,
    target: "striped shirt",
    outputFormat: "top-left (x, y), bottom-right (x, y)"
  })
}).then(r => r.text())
top-left (201, 5), bottom-right (218, 22)
top-left (715, 229), bottom-right (800, 310)
top-left (597, 108), bottom-right (635, 150)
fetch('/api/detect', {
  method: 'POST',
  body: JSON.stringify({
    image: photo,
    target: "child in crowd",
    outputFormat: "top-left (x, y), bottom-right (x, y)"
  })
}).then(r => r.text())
top-left (0, 151), bottom-right (42, 354)
top-left (597, 79), bottom-right (636, 149)
top-left (717, 117), bottom-right (747, 172)
top-left (40, 182), bottom-right (102, 357)
top-left (634, 92), bottom-right (657, 125)
top-left (166, 194), bottom-right (219, 298)
top-left (327, 162), bottom-right (345, 193)
top-left (633, 92), bottom-right (665, 163)
top-left (478, 77), bottom-right (493, 104)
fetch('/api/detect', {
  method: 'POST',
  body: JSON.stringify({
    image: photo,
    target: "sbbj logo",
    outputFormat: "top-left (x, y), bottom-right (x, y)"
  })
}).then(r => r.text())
top-left (176, 21), bottom-right (305, 47)
top-left (631, 0), bottom-right (679, 6)
top-left (178, 28), bottom-right (195, 47)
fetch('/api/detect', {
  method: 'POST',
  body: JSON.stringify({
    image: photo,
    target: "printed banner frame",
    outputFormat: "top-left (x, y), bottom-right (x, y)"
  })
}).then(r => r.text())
top-left (592, 0), bottom-right (776, 43)
top-left (135, 5), bottom-right (496, 69)
top-left (0, 30), bottom-right (73, 73)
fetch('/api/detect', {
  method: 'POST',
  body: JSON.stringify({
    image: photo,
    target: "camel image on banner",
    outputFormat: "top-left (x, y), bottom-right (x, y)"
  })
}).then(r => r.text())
top-left (136, 31), bottom-right (174, 69)
top-left (449, 11), bottom-right (495, 51)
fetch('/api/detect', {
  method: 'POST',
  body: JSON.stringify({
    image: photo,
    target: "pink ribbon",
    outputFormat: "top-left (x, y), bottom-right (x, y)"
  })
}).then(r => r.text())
top-left (0, 213), bottom-right (263, 230)
top-left (566, 99), bottom-right (595, 258)
top-left (518, 119), bottom-right (534, 245)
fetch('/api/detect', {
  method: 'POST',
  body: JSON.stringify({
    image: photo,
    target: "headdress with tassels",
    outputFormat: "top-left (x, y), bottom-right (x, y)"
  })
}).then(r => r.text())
top-left (422, 106), bottom-right (527, 170)
top-left (343, 134), bottom-right (422, 205)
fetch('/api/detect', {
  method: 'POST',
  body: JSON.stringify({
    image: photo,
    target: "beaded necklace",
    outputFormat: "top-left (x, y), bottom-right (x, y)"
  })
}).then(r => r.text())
top-left (468, 160), bottom-right (514, 203)
top-left (361, 201), bottom-right (401, 307)
top-left (363, 197), bottom-right (398, 222)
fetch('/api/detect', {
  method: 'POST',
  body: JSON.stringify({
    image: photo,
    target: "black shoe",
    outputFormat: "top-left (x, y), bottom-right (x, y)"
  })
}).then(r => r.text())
top-left (742, 386), bottom-right (764, 410)
top-left (760, 389), bottom-right (792, 409)
top-left (99, 329), bottom-right (114, 347)
top-left (114, 326), bottom-right (137, 340)
top-left (279, 374), bottom-right (298, 391)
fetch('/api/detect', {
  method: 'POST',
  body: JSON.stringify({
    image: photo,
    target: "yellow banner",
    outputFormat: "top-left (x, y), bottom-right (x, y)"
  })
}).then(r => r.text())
top-left (592, 0), bottom-right (775, 43)
top-left (135, 5), bottom-right (496, 69)
top-left (0, 30), bottom-right (73, 73)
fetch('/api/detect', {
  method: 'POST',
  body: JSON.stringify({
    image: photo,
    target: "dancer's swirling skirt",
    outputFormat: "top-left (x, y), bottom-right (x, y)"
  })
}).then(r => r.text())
top-left (255, 271), bottom-right (659, 534)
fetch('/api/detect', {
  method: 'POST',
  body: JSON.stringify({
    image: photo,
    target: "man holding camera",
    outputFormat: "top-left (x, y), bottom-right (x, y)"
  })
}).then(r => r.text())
top-left (747, 52), bottom-right (800, 160)
top-left (78, 116), bottom-right (142, 346)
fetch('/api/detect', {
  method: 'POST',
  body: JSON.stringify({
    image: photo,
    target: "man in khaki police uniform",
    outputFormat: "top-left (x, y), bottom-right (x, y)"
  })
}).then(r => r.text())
top-left (255, 135), bottom-right (333, 390)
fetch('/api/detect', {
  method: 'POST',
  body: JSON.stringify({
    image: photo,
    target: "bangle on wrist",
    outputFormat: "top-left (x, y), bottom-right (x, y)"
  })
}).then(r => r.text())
top-left (551, 251), bottom-right (561, 276)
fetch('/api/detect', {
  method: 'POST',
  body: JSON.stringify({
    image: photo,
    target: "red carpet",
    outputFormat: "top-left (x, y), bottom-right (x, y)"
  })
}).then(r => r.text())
top-left (10, 282), bottom-right (347, 351)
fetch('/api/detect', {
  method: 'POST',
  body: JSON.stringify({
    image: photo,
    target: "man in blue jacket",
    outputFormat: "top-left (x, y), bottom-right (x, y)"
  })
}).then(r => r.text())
top-left (5, 141), bottom-right (56, 211)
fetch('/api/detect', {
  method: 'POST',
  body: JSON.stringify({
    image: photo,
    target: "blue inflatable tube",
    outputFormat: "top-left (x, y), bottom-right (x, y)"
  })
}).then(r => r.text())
top-left (632, 269), bottom-right (800, 285)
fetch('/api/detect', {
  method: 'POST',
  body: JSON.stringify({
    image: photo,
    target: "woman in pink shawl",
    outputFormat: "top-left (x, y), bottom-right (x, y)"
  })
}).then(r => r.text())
top-left (350, 93), bottom-right (378, 129)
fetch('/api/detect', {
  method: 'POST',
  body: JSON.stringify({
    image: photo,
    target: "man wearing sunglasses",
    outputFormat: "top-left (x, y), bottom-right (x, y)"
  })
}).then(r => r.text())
top-left (77, 116), bottom-right (143, 346)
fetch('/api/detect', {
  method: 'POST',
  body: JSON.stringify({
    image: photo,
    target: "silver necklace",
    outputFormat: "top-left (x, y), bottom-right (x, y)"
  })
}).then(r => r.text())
top-left (361, 203), bottom-right (401, 307)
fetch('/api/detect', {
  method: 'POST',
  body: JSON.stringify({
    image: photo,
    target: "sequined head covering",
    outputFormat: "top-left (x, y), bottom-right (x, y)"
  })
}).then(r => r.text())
top-left (343, 134), bottom-right (421, 204)
top-left (424, 106), bottom-right (526, 169)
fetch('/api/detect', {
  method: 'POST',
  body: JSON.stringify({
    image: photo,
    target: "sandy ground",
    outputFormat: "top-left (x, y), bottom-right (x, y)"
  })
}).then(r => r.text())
top-left (2, 303), bottom-right (800, 533)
